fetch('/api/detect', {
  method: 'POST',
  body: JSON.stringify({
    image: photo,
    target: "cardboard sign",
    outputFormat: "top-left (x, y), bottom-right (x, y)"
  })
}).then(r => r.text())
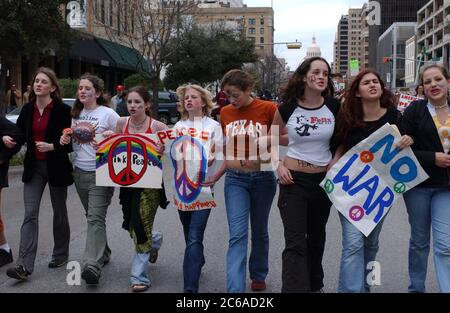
top-left (320, 124), bottom-right (428, 236)
top-left (397, 94), bottom-right (421, 112)
top-left (96, 134), bottom-right (163, 188)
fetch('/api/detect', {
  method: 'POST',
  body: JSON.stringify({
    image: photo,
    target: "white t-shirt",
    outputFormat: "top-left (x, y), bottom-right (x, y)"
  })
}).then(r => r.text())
top-left (285, 104), bottom-right (335, 166)
top-left (173, 116), bottom-right (222, 181)
top-left (72, 105), bottom-right (120, 171)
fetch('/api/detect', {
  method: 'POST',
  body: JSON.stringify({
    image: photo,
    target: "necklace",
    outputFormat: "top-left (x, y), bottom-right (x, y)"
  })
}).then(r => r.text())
top-left (130, 116), bottom-right (147, 129)
top-left (433, 103), bottom-right (448, 110)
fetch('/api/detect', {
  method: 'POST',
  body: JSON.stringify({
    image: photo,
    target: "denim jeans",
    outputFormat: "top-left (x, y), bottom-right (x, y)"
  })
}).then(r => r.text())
top-left (178, 209), bottom-right (211, 293)
top-left (224, 169), bottom-right (276, 293)
top-left (130, 231), bottom-right (163, 286)
top-left (404, 187), bottom-right (450, 293)
top-left (337, 213), bottom-right (385, 293)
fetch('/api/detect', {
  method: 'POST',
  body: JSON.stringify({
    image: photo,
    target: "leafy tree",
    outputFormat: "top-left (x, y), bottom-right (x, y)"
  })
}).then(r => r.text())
top-left (0, 0), bottom-right (72, 113)
top-left (101, 0), bottom-right (197, 117)
top-left (124, 73), bottom-right (165, 91)
top-left (163, 23), bottom-right (257, 90)
top-left (59, 78), bottom-right (79, 98)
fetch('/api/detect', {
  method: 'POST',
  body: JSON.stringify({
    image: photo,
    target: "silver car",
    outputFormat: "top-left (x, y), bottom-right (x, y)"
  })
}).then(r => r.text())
top-left (5, 98), bottom-right (76, 124)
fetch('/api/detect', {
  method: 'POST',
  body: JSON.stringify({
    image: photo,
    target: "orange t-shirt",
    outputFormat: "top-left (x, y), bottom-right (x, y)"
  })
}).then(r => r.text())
top-left (220, 98), bottom-right (277, 159)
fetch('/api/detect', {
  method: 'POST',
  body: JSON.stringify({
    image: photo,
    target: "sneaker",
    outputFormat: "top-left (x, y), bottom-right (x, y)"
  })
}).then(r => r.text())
top-left (81, 267), bottom-right (100, 285)
top-left (0, 249), bottom-right (13, 267)
top-left (48, 257), bottom-right (68, 268)
top-left (251, 280), bottom-right (266, 292)
top-left (6, 265), bottom-right (30, 281)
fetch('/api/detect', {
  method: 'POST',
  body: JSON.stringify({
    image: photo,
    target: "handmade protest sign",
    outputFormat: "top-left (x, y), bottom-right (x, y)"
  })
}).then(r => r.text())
top-left (397, 94), bottom-right (421, 112)
top-left (96, 134), bottom-right (163, 188)
top-left (320, 123), bottom-right (428, 236)
top-left (157, 125), bottom-right (220, 211)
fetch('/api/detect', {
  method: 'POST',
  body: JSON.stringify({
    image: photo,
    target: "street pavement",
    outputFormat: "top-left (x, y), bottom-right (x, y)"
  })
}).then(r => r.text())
top-left (0, 158), bottom-right (439, 293)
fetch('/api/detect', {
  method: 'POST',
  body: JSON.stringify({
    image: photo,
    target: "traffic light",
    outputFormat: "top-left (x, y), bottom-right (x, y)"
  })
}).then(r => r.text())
top-left (382, 57), bottom-right (392, 64)
top-left (287, 43), bottom-right (301, 49)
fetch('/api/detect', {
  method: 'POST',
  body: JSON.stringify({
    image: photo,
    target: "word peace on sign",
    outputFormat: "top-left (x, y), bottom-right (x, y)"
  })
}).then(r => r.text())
top-left (170, 136), bottom-right (207, 204)
top-left (108, 136), bottom-right (148, 186)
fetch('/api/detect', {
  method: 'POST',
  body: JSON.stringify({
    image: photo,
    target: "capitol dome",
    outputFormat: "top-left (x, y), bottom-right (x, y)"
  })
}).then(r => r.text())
top-left (304, 34), bottom-right (322, 60)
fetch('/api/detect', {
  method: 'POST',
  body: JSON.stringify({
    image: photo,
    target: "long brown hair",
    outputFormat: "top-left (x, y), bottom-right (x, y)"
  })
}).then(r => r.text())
top-left (28, 67), bottom-right (62, 104)
top-left (335, 69), bottom-right (394, 143)
top-left (72, 73), bottom-right (109, 118)
top-left (126, 86), bottom-right (152, 116)
top-left (280, 57), bottom-right (334, 105)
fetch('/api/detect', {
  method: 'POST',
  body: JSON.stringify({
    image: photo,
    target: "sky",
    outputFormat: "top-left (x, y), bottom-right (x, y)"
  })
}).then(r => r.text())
top-left (244, 0), bottom-right (367, 70)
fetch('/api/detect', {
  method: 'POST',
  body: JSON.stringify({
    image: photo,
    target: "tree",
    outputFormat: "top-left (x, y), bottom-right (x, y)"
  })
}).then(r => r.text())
top-left (163, 23), bottom-right (257, 90)
top-left (100, 0), bottom-right (197, 118)
top-left (0, 0), bottom-right (72, 113)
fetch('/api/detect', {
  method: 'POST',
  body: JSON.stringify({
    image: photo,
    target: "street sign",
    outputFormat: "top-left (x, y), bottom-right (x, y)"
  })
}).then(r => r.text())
top-left (386, 73), bottom-right (391, 83)
top-left (350, 59), bottom-right (360, 77)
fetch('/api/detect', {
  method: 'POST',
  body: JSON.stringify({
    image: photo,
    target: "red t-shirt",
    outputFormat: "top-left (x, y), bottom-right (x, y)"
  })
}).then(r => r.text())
top-left (32, 102), bottom-right (53, 160)
top-left (220, 98), bottom-right (277, 159)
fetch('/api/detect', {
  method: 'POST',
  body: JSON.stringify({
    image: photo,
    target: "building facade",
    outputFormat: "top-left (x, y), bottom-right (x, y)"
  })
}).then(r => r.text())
top-left (194, 6), bottom-right (274, 58)
top-left (368, 0), bottom-right (430, 68)
top-left (405, 35), bottom-right (417, 87)
top-left (416, 0), bottom-right (450, 69)
top-left (334, 15), bottom-right (349, 76)
top-left (377, 22), bottom-right (416, 89)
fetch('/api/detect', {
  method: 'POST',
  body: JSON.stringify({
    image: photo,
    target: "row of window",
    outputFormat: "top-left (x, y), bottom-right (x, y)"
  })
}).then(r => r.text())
top-left (248, 27), bottom-right (265, 35)
top-left (248, 37), bottom-right (265, 44)
top-left (248, 18), bottom-right (265, 25)
top-left (93, 0), bottom-right (134, 35)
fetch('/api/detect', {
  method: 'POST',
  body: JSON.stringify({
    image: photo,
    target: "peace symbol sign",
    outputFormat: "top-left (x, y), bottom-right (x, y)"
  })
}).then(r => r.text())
top-left (108, 137), bottom-right (148, 186)
top-left (324, 179), bottom-right (334, 194)
top-left (170, 136), bottom-right (207, 203)
top-left (393, 182), bottom-right (406, 194)
top-left (348, 206), bottom-right (364, 222)
top-left (360, 151), bottom-right (374, 163)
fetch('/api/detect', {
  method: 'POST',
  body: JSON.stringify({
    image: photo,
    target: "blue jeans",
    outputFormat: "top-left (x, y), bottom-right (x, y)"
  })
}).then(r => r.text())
top-left (178, 209), bottom-right (211, 293)
top-left (404, 187), bottom-right (450, 293)
top-left (338, 213), bottom-right (384, 293)
top-left (224, 169), bottom-right (277, 293)
top-left (130, 231), bottom-right (163, 286)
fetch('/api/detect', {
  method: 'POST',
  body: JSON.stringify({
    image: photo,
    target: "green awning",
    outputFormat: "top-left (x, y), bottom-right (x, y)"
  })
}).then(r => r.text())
top-left (95, 37), bottom-right (151, 72)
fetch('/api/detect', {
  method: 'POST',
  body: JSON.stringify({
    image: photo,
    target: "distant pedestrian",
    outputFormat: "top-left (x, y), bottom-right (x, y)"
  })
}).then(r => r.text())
top-left (5, 84), bottom-right (22, 113)
top-left (0, 117), bottom-right (25, 268)
top-left (22, 85), bottom-right (32, 106)
top-left (113, 85), bottom-right (128, 116)
top-left (60, 73), bottom-right (119, 285)
top-left (204, 69), bottom-right (277, 293)
top-left (401, 64), bottom-right (450, 293)
top-left (273, 57), bottom-right (340, 293)
top-left (6, 67), bottom-right (73, 281)
top-left (175, 84), bottom-right (222, 293)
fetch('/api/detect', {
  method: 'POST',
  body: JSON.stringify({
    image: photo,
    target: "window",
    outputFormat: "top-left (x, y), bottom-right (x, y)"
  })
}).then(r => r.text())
top-left (109, 0), bottom-right (113, 27)
top-left (123, 0), bottom-right (128, 32)
top-left (260, 28), bottom-right (264, 35)
top-left (248, 37), bottom-right (255, 42)
top-left (260, 18), bottom-right (264, 25)
top-left (117, 0), bottom-right (121, 33)
top-left (249, 18), bottom-right (256, 25)
top-left (249, 27), bottom-right (256, 35)
top-left (260, 37), bottom-right (264, 44)
top-left (100, 0), bottom-right (105, 24)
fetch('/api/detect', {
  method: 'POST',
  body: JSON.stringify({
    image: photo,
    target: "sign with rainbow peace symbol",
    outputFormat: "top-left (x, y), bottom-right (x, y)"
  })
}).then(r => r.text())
top-left (95, 134), bottom-right (163, 188)
top-left (320, 124), bottom-right (428, 237)
top-left (157, 128), bottom-right (217, 212)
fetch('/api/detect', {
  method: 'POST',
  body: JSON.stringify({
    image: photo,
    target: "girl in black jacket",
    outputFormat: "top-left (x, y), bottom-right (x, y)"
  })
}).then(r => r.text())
top-left (0, 117), bottom-right (25, 267)
top-left (6, 67), bottom-right (73, 281)
top-left (401, 64), bottom-right (450, 293)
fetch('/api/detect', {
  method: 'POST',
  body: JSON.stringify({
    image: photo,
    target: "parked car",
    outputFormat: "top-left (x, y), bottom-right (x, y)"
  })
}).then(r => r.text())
top-left (5, 98), bottom-right (76, 124)
top-left (149, 91), bottom-right (180, 125)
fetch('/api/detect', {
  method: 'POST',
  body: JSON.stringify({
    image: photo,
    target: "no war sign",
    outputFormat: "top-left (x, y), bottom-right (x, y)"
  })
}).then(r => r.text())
top-left (320, 124), bottom-right (428, 236)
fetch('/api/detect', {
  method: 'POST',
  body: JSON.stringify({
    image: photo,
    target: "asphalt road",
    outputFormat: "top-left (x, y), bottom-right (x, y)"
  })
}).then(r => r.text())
top-left (0, 158), bottom-right (439, 293)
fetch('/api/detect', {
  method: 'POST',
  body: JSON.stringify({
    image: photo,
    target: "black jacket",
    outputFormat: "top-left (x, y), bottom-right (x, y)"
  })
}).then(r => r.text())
top-left (401, 99), bottom-right (450, 188)
top-left (17, 99), bottom-right (74, 186)
top-left (0, 117), bottom-right (25, 162)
